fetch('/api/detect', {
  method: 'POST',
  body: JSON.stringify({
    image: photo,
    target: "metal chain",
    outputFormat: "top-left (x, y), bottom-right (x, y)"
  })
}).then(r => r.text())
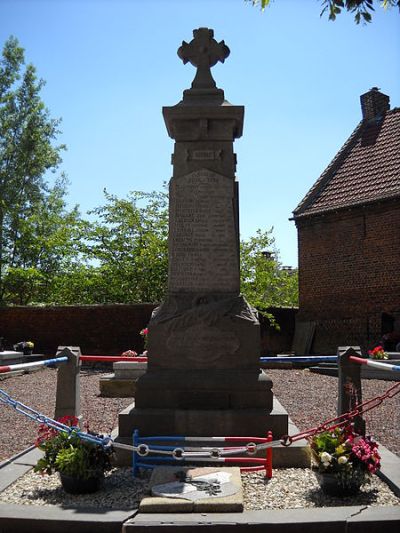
top-left (2, 380), bottom-right (399, 459)
top-left (277, 381), bottom-right (400, 447)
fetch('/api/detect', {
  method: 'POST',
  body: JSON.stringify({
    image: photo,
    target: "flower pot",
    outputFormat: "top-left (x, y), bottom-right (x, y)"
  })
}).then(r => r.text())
top-left (59, 472), bottom-right (104, 494)
top-left (23, 348), bottom-right (33, 355)
top-left (315, 471), bottom-right (363, 497)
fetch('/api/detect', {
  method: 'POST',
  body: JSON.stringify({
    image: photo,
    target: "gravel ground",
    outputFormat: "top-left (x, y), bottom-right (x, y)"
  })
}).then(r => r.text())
top-left (0, 367), bottom-right (399, 510)
top-left (1, 367), bottom-right (398, 462)
top-left (1, 466), bottom-right (399, 511)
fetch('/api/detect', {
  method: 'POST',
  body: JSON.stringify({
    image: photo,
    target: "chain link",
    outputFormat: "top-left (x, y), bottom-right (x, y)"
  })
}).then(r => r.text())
top-left (2, 380), bottom-right (399, 459)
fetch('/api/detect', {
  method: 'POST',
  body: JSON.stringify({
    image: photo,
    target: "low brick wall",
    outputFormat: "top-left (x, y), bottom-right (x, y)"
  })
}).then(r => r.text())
top-left (0, 304), bottom-right (156, 356)
top-left (0, 304), bottom-right (296, 356)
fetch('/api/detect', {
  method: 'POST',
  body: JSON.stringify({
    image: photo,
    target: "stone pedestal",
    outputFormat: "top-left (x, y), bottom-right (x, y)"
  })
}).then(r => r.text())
top-left (115, 28), bottom-right (286, 454)
top-left (99, 361), bottom-right (147, 397)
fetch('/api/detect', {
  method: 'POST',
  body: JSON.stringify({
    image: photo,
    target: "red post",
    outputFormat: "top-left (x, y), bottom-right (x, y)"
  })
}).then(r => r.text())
top-left (266, 430), bottom-right (273, 479)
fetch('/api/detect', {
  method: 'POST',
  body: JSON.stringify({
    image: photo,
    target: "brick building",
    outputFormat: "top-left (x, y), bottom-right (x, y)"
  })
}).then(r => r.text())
top-left (292, 88), bottom-right (400, 354)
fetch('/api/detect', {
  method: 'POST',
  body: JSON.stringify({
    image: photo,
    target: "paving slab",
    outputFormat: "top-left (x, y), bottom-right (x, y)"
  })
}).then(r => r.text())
top-left (0, 503), bottom-right (138, 533)
top-left (0, 447), bottom-right (42, 492)
top-left (377, 445), bottom-right (400, 496)
top-left (124, 506), bottom-right (400, 532)
top-left (139, 466), bottom-right (243, 513)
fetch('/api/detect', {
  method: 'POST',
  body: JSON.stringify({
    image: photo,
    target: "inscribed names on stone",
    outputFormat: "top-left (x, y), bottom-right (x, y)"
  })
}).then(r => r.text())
top-left (168, 168), bottom-right (239, 293)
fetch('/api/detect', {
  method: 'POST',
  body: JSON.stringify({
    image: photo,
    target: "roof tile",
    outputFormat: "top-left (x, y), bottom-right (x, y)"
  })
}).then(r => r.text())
top-left (293, 108), bottom-right (400, 218)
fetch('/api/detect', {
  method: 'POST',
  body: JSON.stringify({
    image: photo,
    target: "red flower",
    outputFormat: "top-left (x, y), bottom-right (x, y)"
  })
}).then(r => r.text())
top-left (58, 415), bottom-right (79, 427)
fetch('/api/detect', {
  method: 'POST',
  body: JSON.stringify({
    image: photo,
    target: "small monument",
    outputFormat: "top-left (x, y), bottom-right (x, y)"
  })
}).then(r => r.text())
top-left (117, 28), bottom-right (288, 448)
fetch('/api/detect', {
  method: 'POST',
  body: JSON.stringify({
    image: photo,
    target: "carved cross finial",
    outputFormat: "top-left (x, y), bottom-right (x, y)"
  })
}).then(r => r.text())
top-left (178, 28), bottom-right (230, 91)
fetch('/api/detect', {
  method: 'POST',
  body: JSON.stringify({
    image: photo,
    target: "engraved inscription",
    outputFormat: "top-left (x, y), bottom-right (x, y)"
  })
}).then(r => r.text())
top-left (166, 324), bottom-right (240, 367)
top-left (190, 149), bottom-right (222, 161)
top-left (169, 169), bottom-right (239, 292)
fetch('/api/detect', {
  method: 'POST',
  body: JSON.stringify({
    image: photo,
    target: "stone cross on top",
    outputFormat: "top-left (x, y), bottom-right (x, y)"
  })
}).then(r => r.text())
top-left (178, 28), bottom-right (230, 93)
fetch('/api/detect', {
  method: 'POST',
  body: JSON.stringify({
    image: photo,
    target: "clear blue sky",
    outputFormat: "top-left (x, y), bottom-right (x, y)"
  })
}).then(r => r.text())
top-left (1, 0), bottom-right (399, 266)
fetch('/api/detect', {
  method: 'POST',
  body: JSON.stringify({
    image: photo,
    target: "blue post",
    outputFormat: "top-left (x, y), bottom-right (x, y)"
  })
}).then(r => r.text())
top-left (133, 429), bottom-right (139, 477)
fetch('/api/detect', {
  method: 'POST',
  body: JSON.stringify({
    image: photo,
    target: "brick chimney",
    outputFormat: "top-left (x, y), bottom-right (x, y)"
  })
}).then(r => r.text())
top-left (360, 87), bottom-right (390, 121)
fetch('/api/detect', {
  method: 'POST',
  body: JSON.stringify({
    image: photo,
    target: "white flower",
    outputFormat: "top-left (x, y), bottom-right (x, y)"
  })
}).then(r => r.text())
top-left (320, 452), bottom-right (332, 464)
top-left (338, 456), bottom-right (348, 465)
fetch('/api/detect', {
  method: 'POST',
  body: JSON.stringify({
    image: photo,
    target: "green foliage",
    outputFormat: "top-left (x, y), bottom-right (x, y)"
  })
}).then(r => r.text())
top-left (248, 0), bottom-right (400, 23)
top-left (0, 36), bottom-right (82, 305)
top-left (240, 228), bottom-right (298, 313)
top-left (81, 188), bottom-right (169, 304)
top-left (312, 430), bottom-right (339, 455)
top-left (34, 419), bottom-right (113, 480)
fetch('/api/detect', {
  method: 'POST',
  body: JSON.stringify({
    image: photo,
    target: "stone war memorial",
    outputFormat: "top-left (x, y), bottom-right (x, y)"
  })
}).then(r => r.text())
top-left (116, 27), bottom-right (294, 457)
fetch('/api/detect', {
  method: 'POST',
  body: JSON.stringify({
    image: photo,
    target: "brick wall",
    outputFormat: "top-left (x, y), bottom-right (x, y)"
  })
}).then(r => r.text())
top-left (295, 200), bottom-right (400, 353)
top-left (0, 304), bottom-right (156, 355)
top-left (0, 304), bottom-right (296, 356)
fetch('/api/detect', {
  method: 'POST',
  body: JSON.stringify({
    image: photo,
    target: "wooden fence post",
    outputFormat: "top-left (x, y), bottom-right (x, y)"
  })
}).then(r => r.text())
top-left (337, 346), bottom-right (365, 436)
top-left (54, 346), bottom-right (81, 423)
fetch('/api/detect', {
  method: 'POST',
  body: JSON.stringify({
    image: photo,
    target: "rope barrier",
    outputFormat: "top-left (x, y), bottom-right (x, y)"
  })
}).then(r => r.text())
top-left (0, 356), bottom-right (68, 374)
top-left (349, 355), bottom-right (400, 373)
top-left (260, 356), bottom-right (337, 363)
top-left (80, 355), bottom-right (148, 363)
top-left (132, 430), bottom-right (274, 476)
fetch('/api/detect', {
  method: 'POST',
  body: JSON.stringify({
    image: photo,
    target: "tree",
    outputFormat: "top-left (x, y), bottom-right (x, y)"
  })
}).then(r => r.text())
top-left (0, 36), bottom-right (81, 305)
top-left (248, 0), bottom-right (400, 23)
top-left (2, 176), bottom-right (84, 304)
top-left (50, 187), bottom-right (298, 310)
top-left (240, 228), bottom-right (298, 313)
top-left (79, 189), bottom-right (169, 304)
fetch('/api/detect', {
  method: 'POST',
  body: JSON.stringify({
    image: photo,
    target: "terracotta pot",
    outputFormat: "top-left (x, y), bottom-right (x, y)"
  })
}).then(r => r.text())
top-left (59, 472), bottom-right (104, 494)
top-left (315, 471), bottom-right (363, 497)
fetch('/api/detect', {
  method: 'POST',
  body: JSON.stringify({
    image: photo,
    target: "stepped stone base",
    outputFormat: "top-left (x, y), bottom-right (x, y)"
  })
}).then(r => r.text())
top-left (99, 376), bottom-right (138, 397)
top-left (99, 361), bottom-right (147, 397)
top-left (113, 398), bottom-right (310, 468)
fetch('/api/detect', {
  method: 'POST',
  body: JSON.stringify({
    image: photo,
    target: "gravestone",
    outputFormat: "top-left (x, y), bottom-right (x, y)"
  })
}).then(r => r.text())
top-left (116, 28), bottom-right (288, 449)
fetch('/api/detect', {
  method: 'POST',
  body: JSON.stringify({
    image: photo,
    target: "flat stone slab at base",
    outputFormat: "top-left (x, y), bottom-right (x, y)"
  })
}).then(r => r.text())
top-left (139, 466), bottom-right (243, 513)
top-left (124, 506), bottom-right (400, 532)
top-left (0, 352), bottom-right (24, 365)
top-left (99, 375), bottom-right (137, 397)
top-left (100, 362), bottom-right (148, 397)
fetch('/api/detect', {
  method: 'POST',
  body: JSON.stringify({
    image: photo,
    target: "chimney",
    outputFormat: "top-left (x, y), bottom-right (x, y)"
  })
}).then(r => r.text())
top-left (360, 87), bottom-right (390, 121)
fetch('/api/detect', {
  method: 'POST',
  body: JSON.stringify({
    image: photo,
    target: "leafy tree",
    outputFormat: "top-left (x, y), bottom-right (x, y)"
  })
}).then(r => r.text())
top-left (0, 36), bottom-right (77, 305)
top-left (248, 0), bottom-right (400, 23)
top-left (2, 176), bottom-right (84, 304)
top-left (240, 228), bottom-right (298, 311)
top-left (78, 189), bottom-right (169, 304)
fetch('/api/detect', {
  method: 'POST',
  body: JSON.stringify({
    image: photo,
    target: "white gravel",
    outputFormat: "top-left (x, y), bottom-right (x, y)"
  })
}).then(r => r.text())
top-left (242, 469), bottom-right (400, 510)
top-left (0, 467), bottom-right (399, 510)
top-left (1, 367), bottom-right (399, 511)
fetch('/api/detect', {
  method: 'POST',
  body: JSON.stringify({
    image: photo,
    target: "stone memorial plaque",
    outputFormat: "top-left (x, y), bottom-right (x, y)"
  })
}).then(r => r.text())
top-left (168, 168), bottom-right (239, 293)
top-left (151, 471), bottom-right (238, 501)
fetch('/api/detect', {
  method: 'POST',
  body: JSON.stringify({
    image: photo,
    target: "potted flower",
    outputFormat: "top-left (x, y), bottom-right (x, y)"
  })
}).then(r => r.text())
top-left (310, 425), bottom-right (381, 496)
top-left (34, 416), bottom-right (114, 494)
top-left (140, 327), bottom-right (148, 355)
top-left (121, 350), bottom-right (138, 357)
top-left (368, 345), bottom-right (388, 360)
top-left (14, 340), bottom-right (34, 355)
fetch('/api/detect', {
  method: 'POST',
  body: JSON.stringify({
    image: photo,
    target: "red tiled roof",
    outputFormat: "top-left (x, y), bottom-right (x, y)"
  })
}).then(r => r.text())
top-left (293, 108), bottom-right (400, 218)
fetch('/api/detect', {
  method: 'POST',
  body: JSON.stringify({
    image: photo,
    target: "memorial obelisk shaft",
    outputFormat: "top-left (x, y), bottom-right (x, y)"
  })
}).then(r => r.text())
top-left (118, 28), bottom-right (287, 439)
